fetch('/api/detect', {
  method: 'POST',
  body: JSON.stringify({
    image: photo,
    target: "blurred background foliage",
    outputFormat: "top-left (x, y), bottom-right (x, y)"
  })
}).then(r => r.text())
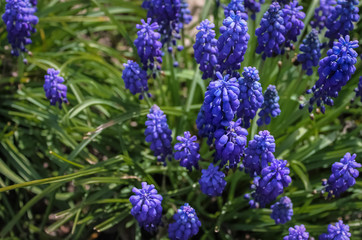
top-left (0, 0), bottom-right (362, 239)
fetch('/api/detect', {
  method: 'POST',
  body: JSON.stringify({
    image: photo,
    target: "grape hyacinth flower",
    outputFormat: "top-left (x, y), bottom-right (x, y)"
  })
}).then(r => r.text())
top-left (354, 76), bottom-right (362, 102)
top-left (168, 203), bottom-right (201, 240)
top-left (297, 29), bottom-right (322, 76)
top-left (43, 68), bottom-right (68, 109)
top-left (196, 108), bottom-right (215, 145)
top-left (202, 72), bottom-right (240, 129)
top-left (30, 0), bottom-right (37, 6)
top-left (282, 0), bottom-right (305, 48)
top-left (257, 85), bottom-right (281, 126)
top-left (122, 60), bottom-right (149, 99)
top-left (310, 0), bottom-right (336, 32)
top-left (145, 105), bottom-right (173, 164)
top-left (256, 2), bottom-right (285, 59)
top-left (2, 0), bottom-right (39, 57)
top-left (283, 225), bottom-right (309, 240)
top-left (246, 159), bottom-right (292, 208)
top-left (236, 67), bottom-right (264, 128)
top-left (224, 0), bottom-right (248, 20)
top-left (243, 130), bottom-right (276, 177)
top-left (129, 182), bottom-right (163, 232)
top-left (134, 18), bottom-right (163, 74)
top-left (323, 153), bottom-right (361, 198)
top-left (174, 131), bottom-right (200, 171)
top-left (305, 35), bottom-right (358, 113)
top-left (319, 220), bottom-right (351, 240)
top-left (217, 11), bottom-right (250, 73)
top-left (325, 0), bottom-right (359, 47)
top-left (214, 119), bottom-right (248, 169)
top-left (180, 0), bottom-right (192, 25)
top-left (271, 196), bottom-right (293, 225)
top-left (193, 20), bottom-right (219, 80)
top-left (199, 164), bottom-right (227, 196)
top-left (244, 0), bottom-right (265, 20)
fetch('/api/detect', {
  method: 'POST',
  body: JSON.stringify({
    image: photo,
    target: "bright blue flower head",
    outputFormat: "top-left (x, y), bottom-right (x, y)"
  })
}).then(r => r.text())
top-left (244, 0), bottom-right (265, 20)
top-left (297, 29), bottom-right (322, 76)
top-left (2, 0), bottom-right (39, 57)
top-left (257, 85), bottom-right (281, 126)
top-left (43, 68), bottom-right (68, 109)
top-left (134, 18), bottom-right (163, 74)
top-left (237, 67), bottom-right (264, 128)
top-left (218, 11), bottom-right (250, 73)
top-left (319, 220), bottom-right (351, 240)
top-left (224, 0), bottom-right (248, 20)
top-left (174, 131), bottom-right (200, 171)
top-left (243, 130), bottom-right (275, 177)
top-left (199, 163), bottom-right (227, 196)
top-left (168, 203), bottom-right (201, 240)
top-left (180, 0), bottom-right (192, 25)
top-left (203, 72), bottom-right (240, 129)
top-left (271, 196), bottom-right (293, 225)
top-left (214, 119), bottom-right (248, 169)
top-left (305, 35), bottom-right (358, 113)
top-left (122, 60), bottom-right (149, 99)
top-left (310, 0), bottom-right (336, 31)
top-left (145, 105), bottom-right (173, 164)
top-left (282, 0), bottom-right (305, 47)
top-left (129, 182), bottom-right (163, 232)
top-left (324, 152), bottom-right (361, 198)
top-left (256, 2), bottom-right (285, 59)
top-left (325, 0), bottom-right (359, 47)
top-left (196, 108), bottom-right (215, 146)
top-left (247, 159), bottom-right (292, 208)
top-left (354, 76), bottom-right (362, 102)
top-left (193, 20), bottom-right (219, 80)
top-left (284, 225), bottom-right (309, 240)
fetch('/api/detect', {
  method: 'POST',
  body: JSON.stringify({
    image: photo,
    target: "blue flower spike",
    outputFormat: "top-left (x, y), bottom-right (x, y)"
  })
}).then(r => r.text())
top-left (43, 68), bottom-right (68, 109)
top-left (271, 196), bottom-right (293, 225)
top-left (297, 29), bottom-right (322, 76)
top-left (319, 220), bottom-right (352, 240)
top-left (284, 225), bottom-right (309, 240)
top-left (199, 163), bottom-right (227, 196)
top-left (257, 85), bottom-right (281, 126)
top-left (122, 60), bottom-right (149, 99)
top-left (282, 0), bottom-right (305, 48)
top-left (174, 131), bottom-right (200, 171)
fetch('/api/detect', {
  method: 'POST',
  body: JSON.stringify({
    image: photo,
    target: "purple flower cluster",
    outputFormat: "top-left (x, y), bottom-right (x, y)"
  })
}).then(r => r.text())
top-left (196, 108), bottom-right (215, 145)
top-left (2, 0), bottom-right (39, 57)
top-left (244, 0), bottom-right (265, 20)
top-left (310, 0), bottom-right (336, 31)
top-left (270, 196), bottom-right (293, 224)
top-left (224, 0), bottom-right (248, 20)
top-left (305, 35), bottom-right (358, 113)
top-left (122, 60), bottom-right (149, 98)
top-left (199, 164), bottom-right (227, 196)
top-left (218, 11), bottom-right (250, 73)
top-left (193, 20), bottom-right (219, 80)
top-left (256, 2), bottom-right (285, 59)
top-left (297, 29), bottom-right (322, 76)
top-left (323, 152), bottom-right (361, 198)
top-left (237, 67), bottom-right (264, 128)
top-left (168, 203), bottom-right (201, 240)
top-left (180, 0), bottom-right (192, 25)
top-left (282, 0), bottom-right (305, 47)
top-left (214, 119), bottom-right (248, 169)
top-left (129, 182), bottom-right (163, 232)
top-left (283, 225), bottom-right (309, 240)
top-left (43, 68), bottom-right (68, 109)
top-left (354, 77), bottom-right (362, 102)
top-left (145, 105), bottom-right (173, 164)
top-left (243, 130), bottom-right (276, 177)
top-left (257, 85), bottom-right (281, 126)
top-left (174, 131), bottom-right (200, 171)
top-left (319, 220), bottom-right (351, 240)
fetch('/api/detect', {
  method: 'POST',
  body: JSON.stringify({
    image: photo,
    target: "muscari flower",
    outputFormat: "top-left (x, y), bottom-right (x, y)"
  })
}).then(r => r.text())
top-left (243, 130), bottom-right (276, 177)
top-left (224, 0), bottom-right (248, 20)
top-left (237, 67), bottom-right (264, 128)
top-left (310, 0), bottom-right (336, 32)
top-left (196, 108), bottom-right (215, 146)
top-left (199, 163), bottom-right (227, 196)
top-left (129, 182), bottom-right (163, 232)
top-left (180, 0), bottom-right (192, 25)
top-left (283, 225), bottom-right (309, 240)
top-left (354, 76), bottom-right (362, 102)
top-left (319, 220), bottom-right (351, 240)
top-left (43, 68), bottom-right (68, 109)
top-left (30, 0), bottom-right (37, 6)
top-left (145, 105), bottom-right (173, 164)
top-left (297, 29), bottom-right (322, 76)
top-left (214, 119), bottom-right (248, 169)
top-left (255, 2), bottom-right (285, 59)
top-left (218, 11), bottom-right (250, 73)
top-left (244, 0), bottom-right (265, 20)
top-left (257, 85), bottom-right (281, 126)
top-left (2, 0), bottom-right (39, 58)
top-left (193, 19), bottom-right (219, 80)
top-left (168, 203), bottom-right (201, 240)
top-left (325, 0), bottom-right (359, 47)
top-left (174, 131), bottom-right (200, 171)
top-left (246, 159), bottom-right (292, 208)
top-left (323, 152), bottom-right (361, 198)
top-left (202, 72), bottom-right (240, 129)
top-left (282, 0), bottom-right (305, 48)
top-left (122, 60), bottom-right (149, 99)
top-left (305, 35), bottom-right (358, 113)
top-left (271, 196), bottom-right (293, 225)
